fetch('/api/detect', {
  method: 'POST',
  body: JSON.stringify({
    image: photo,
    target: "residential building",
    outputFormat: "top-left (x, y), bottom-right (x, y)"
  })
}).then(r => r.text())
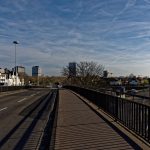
top-left (0, 68), bottom-right (8, 85)
top-left (129, 80), bottom-right (138, 86)
top-left (110, 78), bottom-right (122, 86)
top-left (7, 73), bottom-right (22, 86)
top-left (0, 68), bottom-right (24, 86)
top-left (0, 72), bottom-right (7, 85)
top-left (0, 68), bottom-right (5, 74)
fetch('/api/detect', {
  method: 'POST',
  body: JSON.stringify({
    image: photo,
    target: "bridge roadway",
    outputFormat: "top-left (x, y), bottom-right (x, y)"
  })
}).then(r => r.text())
top-left (0, 88), bottom-right (51, 150)
top-left (51, 89), bottom-right (142, 150)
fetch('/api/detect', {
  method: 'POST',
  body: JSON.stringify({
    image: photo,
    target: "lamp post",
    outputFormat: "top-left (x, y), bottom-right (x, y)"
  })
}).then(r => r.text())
top-left (13, 41), bottom-right (19, 86)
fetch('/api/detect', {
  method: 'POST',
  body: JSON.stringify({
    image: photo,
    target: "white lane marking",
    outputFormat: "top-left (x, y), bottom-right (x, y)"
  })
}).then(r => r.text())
top-left (0, 107), bottom-right (8, 112)
top-left (17, 93), bottom-right (37, 102)
top-left (17, 98), bottom-right (27, 103)
top-left (30, 94), bottom-right (36, 97)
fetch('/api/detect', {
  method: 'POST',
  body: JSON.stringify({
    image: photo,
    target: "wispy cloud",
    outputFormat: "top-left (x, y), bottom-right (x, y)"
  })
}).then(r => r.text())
top-left (144, 0), bottom-right (150, 4)
top-left (0, 0), bottom-right (150, 76)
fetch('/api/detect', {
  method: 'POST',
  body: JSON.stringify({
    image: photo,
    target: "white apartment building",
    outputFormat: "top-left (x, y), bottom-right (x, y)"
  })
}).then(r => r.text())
top-left (0, 73), bottom-right (7, 85)
top-left (0, 69), bottom-right (24, 86)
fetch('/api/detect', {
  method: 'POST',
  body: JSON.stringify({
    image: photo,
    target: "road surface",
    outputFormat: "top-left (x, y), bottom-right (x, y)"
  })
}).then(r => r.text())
top-left (0, 88), bottom-right (51, 150)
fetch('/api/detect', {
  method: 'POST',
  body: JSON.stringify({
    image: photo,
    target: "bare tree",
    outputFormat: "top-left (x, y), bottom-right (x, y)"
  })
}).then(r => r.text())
top-left (77, 61), bottom-right (104, 77)
top-left (61, 66), bottom-right (69, 77)
top-left (62, 61), bottom-right (105, 88)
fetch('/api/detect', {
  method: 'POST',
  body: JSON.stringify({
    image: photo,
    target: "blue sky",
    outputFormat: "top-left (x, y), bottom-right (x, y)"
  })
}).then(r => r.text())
top-left (0, 0), bottom-right (150, 76)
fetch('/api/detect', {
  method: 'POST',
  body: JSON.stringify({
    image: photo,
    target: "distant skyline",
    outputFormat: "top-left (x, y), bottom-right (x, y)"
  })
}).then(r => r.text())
top-left (0, 0), bottom-right (150, 76)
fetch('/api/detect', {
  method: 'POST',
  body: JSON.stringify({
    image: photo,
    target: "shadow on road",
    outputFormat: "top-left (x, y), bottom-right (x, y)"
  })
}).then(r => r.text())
top-left (0, 92), bottom-right (53, 149)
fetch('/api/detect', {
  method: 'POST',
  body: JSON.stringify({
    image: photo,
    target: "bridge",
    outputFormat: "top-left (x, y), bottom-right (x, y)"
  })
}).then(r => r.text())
top-left (0, 87), bottom-right (150, 149)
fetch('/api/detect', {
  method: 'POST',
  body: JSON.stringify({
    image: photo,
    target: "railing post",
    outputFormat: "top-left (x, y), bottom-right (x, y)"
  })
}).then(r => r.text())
top-left (115, 97), bottom-right (118, 122)
top-left (148, 107), bottom-right (150, 142)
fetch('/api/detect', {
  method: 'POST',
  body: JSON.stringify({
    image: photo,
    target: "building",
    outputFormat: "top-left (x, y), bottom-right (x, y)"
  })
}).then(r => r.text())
top-left (7, 73), bottom-right (23, 86)
top-left (0, 72), bottom-right (7, 85)
top-left (14, 66), bottom-right (25, 74)
top-left (32, 66), bottom-right (42, 77)
top-left (69, 62), bottom-right (76, 77)
top-left (0, 68), bottom-right (5, 74)
top-left (0, 68), bottom-right (24, 86)
top-left (110, 78), bottom-right (122, 86)
top-left (129, 80), bottom-right (138, 86)
top-left (103, 70), bottom-right (108, 78)
top-left (0, 68), bottom-right (7, 85)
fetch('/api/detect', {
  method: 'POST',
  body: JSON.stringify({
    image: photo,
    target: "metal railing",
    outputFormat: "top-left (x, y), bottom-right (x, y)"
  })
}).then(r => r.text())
top-left (65, 86), bottom-right (150, 143)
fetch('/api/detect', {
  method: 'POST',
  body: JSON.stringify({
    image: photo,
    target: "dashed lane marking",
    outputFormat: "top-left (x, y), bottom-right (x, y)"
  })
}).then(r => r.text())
top-left (17, 98), bottom-right (27, 103)
top-left (30, 94), bottom-right (36, 97)
top-left (0, 107), bottom-right (8, 112)
top-left (18, 93), bottom-right (37, 102)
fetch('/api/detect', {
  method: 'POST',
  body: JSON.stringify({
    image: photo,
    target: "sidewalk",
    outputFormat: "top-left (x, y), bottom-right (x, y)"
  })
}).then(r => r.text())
top-left (51, 90), bottom-right (141, 150)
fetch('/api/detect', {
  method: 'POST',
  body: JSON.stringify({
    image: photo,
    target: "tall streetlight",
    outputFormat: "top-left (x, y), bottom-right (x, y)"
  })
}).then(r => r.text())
top-left (13, 41), bottom-right (19, 85)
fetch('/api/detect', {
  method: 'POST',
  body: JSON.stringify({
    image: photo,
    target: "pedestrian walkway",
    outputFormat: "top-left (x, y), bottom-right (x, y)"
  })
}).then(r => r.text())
top-left (51, 90), bottom-right (141, 150)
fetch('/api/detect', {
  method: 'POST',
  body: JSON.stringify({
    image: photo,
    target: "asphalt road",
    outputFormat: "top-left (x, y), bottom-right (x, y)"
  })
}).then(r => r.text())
top-left (0, 88), bottom-right (51, 150)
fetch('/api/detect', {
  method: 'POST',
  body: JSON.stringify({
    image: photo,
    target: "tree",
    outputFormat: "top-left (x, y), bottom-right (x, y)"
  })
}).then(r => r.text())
top-left (77, 61), bottom-right (104, 77)
top-left (129, 73), bottom-right (136, 79)
top-left (62, 61), bottom-right (105, 88)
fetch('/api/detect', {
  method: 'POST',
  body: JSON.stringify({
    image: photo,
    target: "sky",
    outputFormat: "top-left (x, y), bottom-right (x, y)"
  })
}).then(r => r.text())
top-left (0, 0), bottom-right (150, 76)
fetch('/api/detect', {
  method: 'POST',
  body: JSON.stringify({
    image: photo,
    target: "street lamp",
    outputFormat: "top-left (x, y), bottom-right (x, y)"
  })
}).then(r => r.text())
top-left (13, 41), bottom-right (19, 85)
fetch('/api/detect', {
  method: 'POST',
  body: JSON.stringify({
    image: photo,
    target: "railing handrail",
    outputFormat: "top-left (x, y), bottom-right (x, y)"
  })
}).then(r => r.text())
top-left (64, 85), bottom-right (150, 108)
